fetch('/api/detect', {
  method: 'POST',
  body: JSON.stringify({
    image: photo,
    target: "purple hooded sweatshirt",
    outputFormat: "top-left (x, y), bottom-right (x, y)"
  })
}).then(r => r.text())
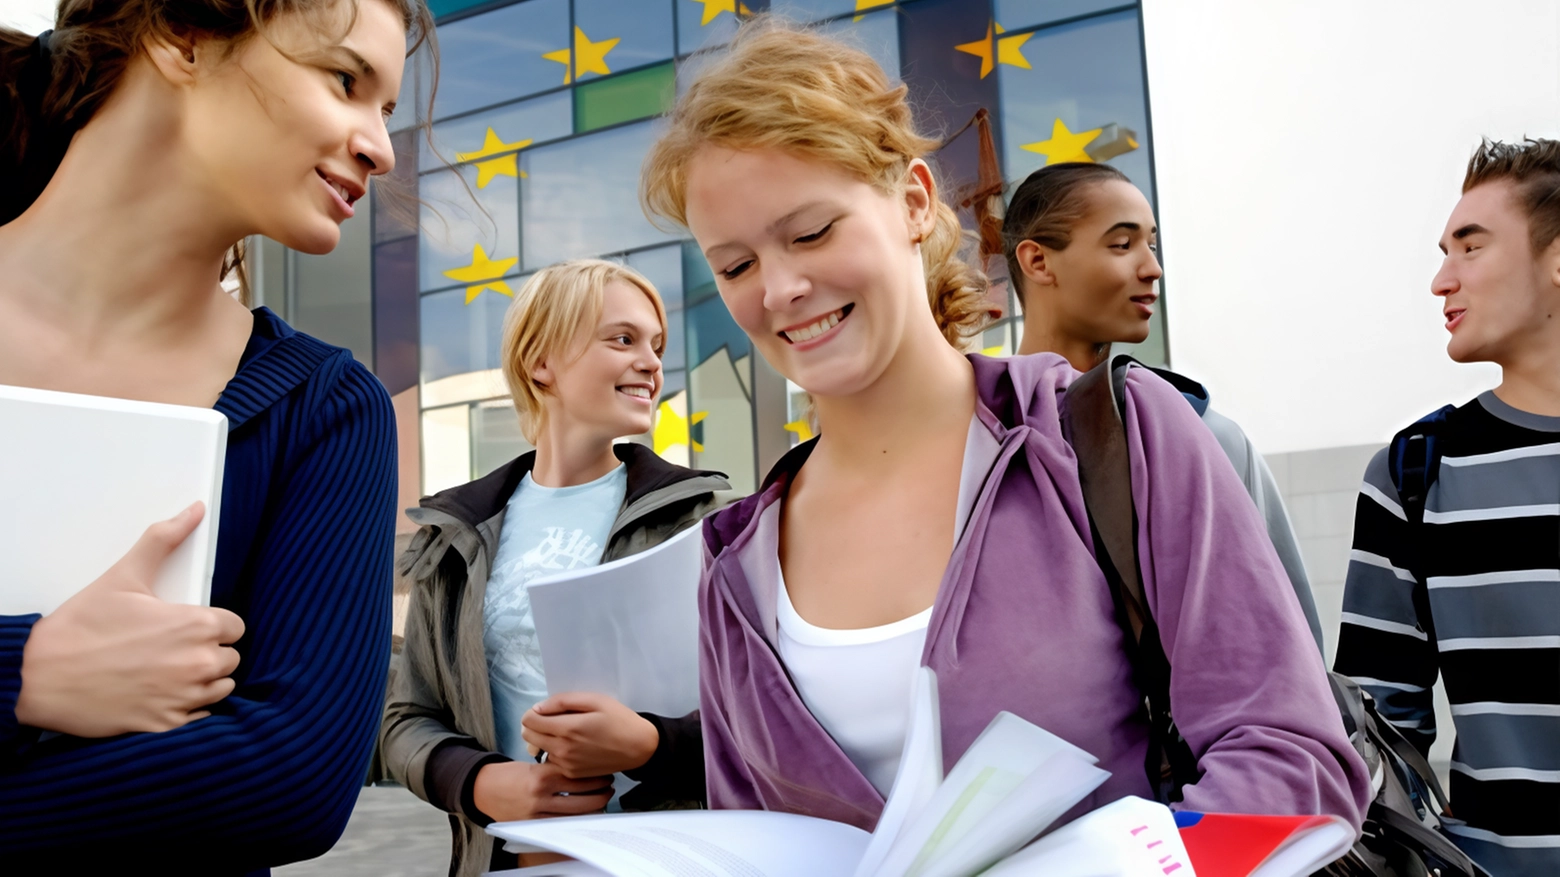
top-left (698, 353), bottom-right (1372, 833)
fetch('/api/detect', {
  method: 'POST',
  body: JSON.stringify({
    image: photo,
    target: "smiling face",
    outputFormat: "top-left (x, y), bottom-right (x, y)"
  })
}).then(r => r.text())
top-left (1434, 180), bottom-right (1560, 365)
top-left (683, 146), bottom-right (937, 398)
top-left (535, 280), bottom-right (665, 444)
top-left (1015, 180), bottom-right (1161, 346)
top-left (181, 0), bottom-right (405, 254)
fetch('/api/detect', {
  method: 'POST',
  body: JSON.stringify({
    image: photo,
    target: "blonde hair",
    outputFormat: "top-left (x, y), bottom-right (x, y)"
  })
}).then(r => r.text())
top-left (641, 18), bottom-right (990, 346)
top-left (500, 259), bottom-right (668, 443)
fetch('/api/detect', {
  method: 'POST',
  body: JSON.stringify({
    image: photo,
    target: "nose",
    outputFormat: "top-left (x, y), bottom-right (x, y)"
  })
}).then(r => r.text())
top-left (350, 112), bottom-right (396, 176)
top-left (1432, 258), bottom-right (1457, 298)
top-left (634, 341), bottom-right (662, 376)
top-left (760, 254), bottom-right (811, 313)
top-left (1141, 248), bottom-right (1163, 282)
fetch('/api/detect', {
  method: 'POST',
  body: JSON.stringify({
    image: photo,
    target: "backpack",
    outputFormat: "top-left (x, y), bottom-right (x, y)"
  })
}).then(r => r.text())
top-left (1060, 354), bottom-right (1487, 877)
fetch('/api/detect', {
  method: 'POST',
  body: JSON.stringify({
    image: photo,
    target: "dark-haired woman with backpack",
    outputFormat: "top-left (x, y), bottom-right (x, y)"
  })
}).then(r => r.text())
top-left (0, 0), bottom-right (431, 870)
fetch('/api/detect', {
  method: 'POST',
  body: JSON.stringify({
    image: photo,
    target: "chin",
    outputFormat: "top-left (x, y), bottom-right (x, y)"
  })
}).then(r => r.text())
top-left (273, 218), bottom-right (344, 256)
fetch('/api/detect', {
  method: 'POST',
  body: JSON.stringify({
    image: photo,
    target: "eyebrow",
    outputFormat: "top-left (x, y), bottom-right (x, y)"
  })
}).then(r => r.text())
top-left (1101, 222), bottom-right (1157, 237)
top-left (341, 48), bottom-right (375, 77)
top-left (1440, 223), bottom-right (1490, 253)
top-left (702, 202), bottom-right (836, 261)
top-left (602, 321), bottom-right (663, 340)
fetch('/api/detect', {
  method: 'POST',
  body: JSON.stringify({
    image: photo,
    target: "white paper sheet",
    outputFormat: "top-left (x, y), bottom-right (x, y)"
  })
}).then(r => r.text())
top-left (526, 523), bottom-right (704, 717)
top-left (979, 796), bottom-right (1195, 877)
top-left (490, 810), bottom-right (872, 877)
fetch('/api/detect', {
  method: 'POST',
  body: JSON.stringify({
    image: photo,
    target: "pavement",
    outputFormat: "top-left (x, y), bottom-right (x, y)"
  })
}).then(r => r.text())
top-left (275, 784), bottom-right (451, 877)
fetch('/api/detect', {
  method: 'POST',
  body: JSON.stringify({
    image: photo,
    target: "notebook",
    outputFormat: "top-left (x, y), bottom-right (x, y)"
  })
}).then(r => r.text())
top-left (0, 383), bottom-right (228, 616)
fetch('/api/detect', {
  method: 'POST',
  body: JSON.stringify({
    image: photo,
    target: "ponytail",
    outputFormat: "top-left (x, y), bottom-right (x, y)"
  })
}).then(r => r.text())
top-left (0, 28), bottom-right (72, 226)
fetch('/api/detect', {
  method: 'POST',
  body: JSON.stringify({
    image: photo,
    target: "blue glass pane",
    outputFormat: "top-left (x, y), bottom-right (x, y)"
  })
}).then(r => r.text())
top-left (433, 0), bottom-right (570, 120)
top-left (676, 0), bottom-right (759, 55)
top-left (519, 120), bottom-right (680, 270)
top-left (422, 89), bottom-right (573, 173)
top-left (419, 163), bottom-right (521, 294)
top-left (681, 238), bottom-right (718, 306)
top-left (997, 9), bottom-right (1153, 203)
top-left (687, 293), bottom-right (750, 366)
top-left (419, 282), bottom-right (517, 384)
top-left (769, 0), bottom-right (868, 22)
top-left (625, 245), bottom-right (686, 372)
top-left (574, 0), bottom-right (675, 80)
top-left (819, 8), bottom-right (900, 82)
top-left (995, 0), bottom-right (1130, 30)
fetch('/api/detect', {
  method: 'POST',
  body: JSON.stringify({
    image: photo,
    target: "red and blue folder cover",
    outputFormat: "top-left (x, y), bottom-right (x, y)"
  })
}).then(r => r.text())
top-left (1175, 811), bottom-right (1355, 877)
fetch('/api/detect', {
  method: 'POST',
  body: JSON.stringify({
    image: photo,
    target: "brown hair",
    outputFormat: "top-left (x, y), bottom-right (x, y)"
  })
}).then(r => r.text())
top-left (0, 0), bottom-right (437, 293)
top-left (1463, 138), bottom-right (1560, 255)
top-left (1000, 162), bottom-right (1129, 303)
top-left (640, 17), bottom-right (990, 346)
top-left (501, 259), bottom-right (667, 444)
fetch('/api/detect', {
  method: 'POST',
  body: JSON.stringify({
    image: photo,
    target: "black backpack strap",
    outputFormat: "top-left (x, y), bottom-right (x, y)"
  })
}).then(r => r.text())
top-left (1062, 353), bottom-right (1199, 802)
top-left (1385, 404), bottom-right (1455, 647)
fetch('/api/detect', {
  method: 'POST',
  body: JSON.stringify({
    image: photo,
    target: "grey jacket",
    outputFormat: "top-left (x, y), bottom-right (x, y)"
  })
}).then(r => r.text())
top-left (380, 443), bottom-right (731, 877)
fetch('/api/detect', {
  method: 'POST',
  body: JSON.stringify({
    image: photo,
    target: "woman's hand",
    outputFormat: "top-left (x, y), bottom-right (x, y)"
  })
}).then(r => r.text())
top-left (471, 760), bottom-right (614, 821)
top-left (520, 692), bottom-right (660, 779)
top-left (13, 503), bottom-right (246, 737)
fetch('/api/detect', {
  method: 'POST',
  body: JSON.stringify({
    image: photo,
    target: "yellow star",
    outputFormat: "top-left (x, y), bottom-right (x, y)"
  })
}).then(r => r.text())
top-left (442, 244), bottom-right (519, 304)
top-left (1021, 118), bottom-right (1103, 165)
top-left (982, 344), bottom-right (1006, 357)
top-left (783, 420), bottom-right (815, 442)
top-left (688, 0), bottom-right (751, 27)
top-left (955, 21), bottom-right (1034, 79)
top-left (455, 128), bottom-right (533, 189)
top-left (542, 26), bottom-right (620, 85)
top-left (654, 401), bottom-right (707, 454)
top-left (853, 0), bottom-right (895, 21)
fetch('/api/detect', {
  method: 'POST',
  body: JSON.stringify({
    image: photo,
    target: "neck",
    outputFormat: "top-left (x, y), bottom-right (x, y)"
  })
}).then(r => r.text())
top-left (811, 321), bottom-right (976, 471)
top-left (1494, 333), bottom-right (1560, 416)
top-left (1017, 306), bottom-right (1107, 371)
top-left (0, 63), bottom-right (244, 344)
top-left (531, 418), bottom-right (622, 488)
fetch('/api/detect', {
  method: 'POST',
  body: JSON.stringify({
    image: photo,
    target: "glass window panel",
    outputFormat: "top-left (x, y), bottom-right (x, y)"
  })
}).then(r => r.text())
top-left (373, 236), bottom-right (420, 396)
top-left (291, 197), bottom-right (374, 367)
top-left (676, 0), bottom-right (755, 56)
top-left (377, 129), bottom-right (422, 243)
top-left (433, 0), bottom-right (570, 120)
top-left (998, 10), bottom-right (1153, 203)
top-left (689, 347), bottom-right (755, 493)
top-left (819, 8), bottom-right (901, 82)
top-left (687, 293), bottom-right (750, 366)
top-left (575, 62), bottom-right (677, 133)
top-left (419, 163), bottom-right (521, 294)
top-left (575, 0), bottom-right (674, 77)
top-left (995, 0), bottom-right (1130, 30)
top-left (675, 46), bottom-right (727, 97)
top-left (681, 239), bottom-right (719, 306)
top-left (626, 244), bottom-right (684, 311)
top-left (419, 282), bottom-right (516, 385)
top-left (427, 0), bottom-right (501, 18)
top-left (770, 0), bottom-right (881, 22)
top-left (472, 400), bottom-right (533, 478)
top-left (520, 120), bottom-right (679, 269)
top-left (422, 90), bottom-right (573, 173)
top-left (662, 368), bottom-right (686, 399)
top-left (422, 404), bottom-right (473, 495)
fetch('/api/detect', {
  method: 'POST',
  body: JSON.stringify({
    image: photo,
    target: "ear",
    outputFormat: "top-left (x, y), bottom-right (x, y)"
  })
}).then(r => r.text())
top-left (1544, 235), bottom-right (1560, 293)
top-left (142, 30), bottom-right (200, 87)
top-left (1013, 239), bottom-right (1058, 292)
top-left (531, 359), bottom-right (554, 391)
top-left (903, 159), bottom-right (937, 243)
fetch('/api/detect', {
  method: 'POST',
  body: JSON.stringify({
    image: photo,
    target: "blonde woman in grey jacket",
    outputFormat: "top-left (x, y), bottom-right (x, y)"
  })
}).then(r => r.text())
top-left (381, 260), bottom-right (729, 876)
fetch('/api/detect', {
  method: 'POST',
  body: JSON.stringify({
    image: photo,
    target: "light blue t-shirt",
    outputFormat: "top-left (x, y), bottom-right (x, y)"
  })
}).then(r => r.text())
top-left (484, 464), bottom-right (628, 761)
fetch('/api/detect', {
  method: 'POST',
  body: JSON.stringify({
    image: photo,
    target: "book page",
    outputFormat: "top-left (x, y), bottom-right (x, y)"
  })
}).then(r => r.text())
top-left (979, 796), bottom-right (1193, 877)
top-left (871, 712), bottom-right (1104, 877)
top-left (1252, 819), bottom-right (1353, 877)
top-left (488, 810), bottom-right (872, 877)
top-left (526, 524), bottom-right (703, 717)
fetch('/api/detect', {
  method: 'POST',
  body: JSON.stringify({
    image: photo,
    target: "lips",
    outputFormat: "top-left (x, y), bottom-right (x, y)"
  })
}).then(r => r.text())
top-left (617, 384), bottom-right (655, 403)
top-left (315, 168), bottom-right (365, 219)
top-left (780, 304), bottom-right (853, 344)
top-left (1445, 307), bottom-right (1466, 332)
top-left (1130, 292), bottom-right (1157, 317)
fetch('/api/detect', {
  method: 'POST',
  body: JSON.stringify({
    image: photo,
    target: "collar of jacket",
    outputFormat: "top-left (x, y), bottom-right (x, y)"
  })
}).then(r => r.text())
top-left (400, 443), bottom-right (730, 582)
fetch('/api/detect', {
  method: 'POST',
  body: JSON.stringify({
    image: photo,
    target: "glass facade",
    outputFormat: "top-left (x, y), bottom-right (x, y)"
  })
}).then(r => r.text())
top-left (250, 0), bottom-right (1161, 501)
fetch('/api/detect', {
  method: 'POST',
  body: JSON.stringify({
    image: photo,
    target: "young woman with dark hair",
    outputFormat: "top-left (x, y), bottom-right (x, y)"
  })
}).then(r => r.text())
top-left (642, 18), bottom-right (1371, 834)
top-left (1001, 163), bottom-right (1325, 651)
top-left (0, 0), bottom-right (431, 870)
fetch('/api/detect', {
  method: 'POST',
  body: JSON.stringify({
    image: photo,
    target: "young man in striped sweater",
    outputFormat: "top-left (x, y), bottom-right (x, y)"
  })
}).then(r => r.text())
top-left (1335, 138), bottom-right (1560, 876)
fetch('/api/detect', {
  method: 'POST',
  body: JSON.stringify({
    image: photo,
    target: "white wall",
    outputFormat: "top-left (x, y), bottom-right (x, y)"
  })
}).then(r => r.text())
top-left (0, 0), bottom-right (53, 33)
top-left (1142, 0), bottom-right (1558, 454)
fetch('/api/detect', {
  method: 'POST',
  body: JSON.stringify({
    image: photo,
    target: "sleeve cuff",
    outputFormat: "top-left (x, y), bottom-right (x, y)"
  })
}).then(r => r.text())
top-left (0, 615), bottom-right (42, 754)
top-left (622, 710), bottom-right (704, 808)
top-left (424, 738), bottom-right (511, 826)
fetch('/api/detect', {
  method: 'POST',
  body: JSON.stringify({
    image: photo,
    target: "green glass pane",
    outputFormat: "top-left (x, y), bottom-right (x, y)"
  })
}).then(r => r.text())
top-left (574, 62), bottom-right (676, 133)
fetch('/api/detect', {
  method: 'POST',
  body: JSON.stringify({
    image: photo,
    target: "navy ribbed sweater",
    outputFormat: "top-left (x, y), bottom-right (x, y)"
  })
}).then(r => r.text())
top-left (0, 308), bottom-right (396, 874)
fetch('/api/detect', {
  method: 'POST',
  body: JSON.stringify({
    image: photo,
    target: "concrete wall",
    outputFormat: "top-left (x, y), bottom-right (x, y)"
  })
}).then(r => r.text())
top-left (1142, 0), bottom-right (1555, 454)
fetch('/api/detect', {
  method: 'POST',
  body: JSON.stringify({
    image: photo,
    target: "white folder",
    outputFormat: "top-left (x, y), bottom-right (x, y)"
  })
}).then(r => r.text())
top-left (0, 383), bottom-right (228, 616)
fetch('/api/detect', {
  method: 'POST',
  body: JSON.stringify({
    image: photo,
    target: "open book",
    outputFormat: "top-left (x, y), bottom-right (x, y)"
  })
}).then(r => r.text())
top-left (486, 667), bottom-right (1116, 877)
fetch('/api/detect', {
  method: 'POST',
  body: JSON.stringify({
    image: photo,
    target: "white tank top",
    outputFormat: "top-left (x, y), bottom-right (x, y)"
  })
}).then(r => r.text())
top-left (776, 565), bottom-right (932, 796)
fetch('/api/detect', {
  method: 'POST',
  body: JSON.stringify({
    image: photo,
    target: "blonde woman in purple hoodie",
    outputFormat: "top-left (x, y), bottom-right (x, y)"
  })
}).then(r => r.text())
top-left (640, 19), bottom-right (1372, 832)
